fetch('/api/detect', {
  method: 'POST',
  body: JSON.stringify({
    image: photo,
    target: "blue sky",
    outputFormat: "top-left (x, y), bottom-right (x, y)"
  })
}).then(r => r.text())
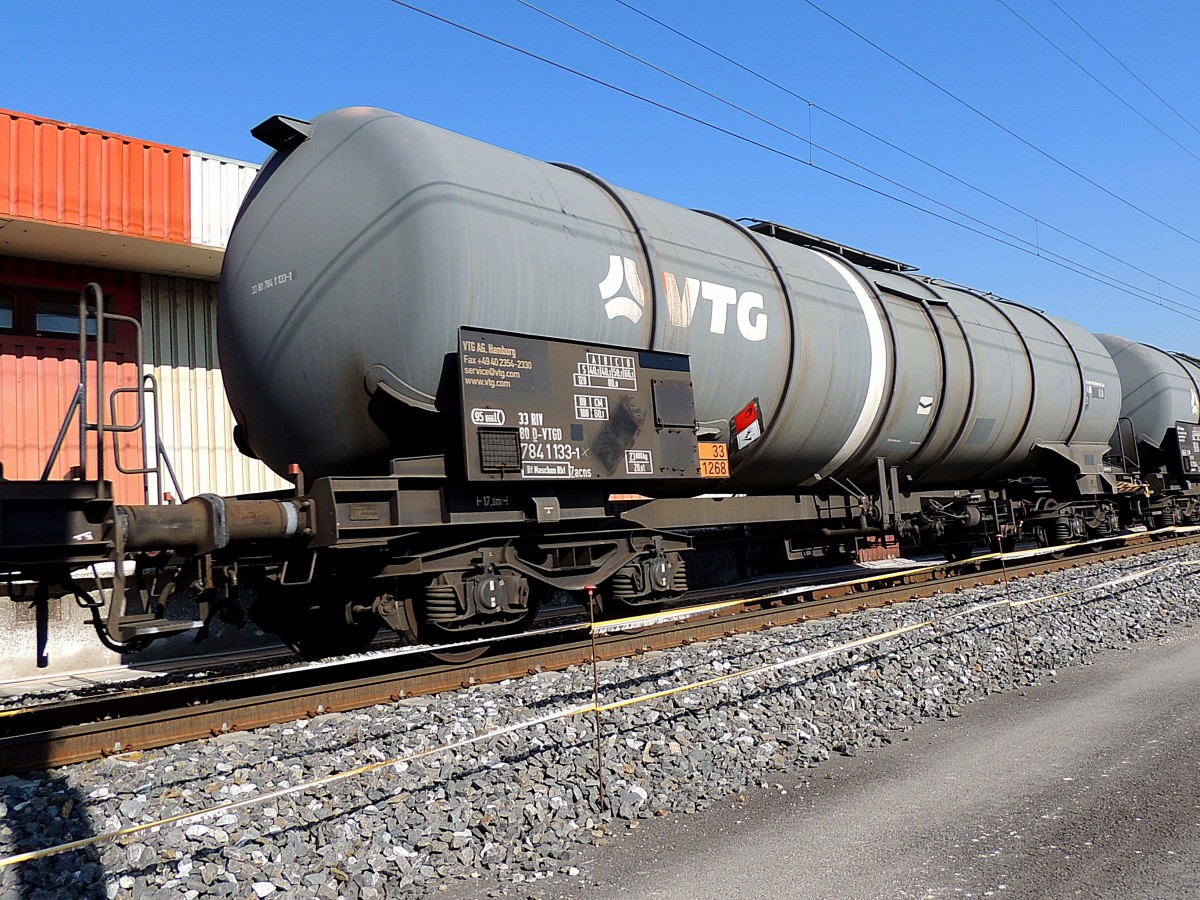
top-left (8, 1), bottom-right (1200, 349)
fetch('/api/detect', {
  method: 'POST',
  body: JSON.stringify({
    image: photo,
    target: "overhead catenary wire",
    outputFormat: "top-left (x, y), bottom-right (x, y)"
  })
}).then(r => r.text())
top-left (1047, 0), bottom-right (1200, 142)
top-left (512, 2), bottom-right (1071, 270)
top-left (611, 0), bottom-right (1200, 314)
top-left (558, 1), bottom-right (1200, 320)
top-left (995, 0), bottom-right (1200, 164)
top-left (797, 0), bottom-right (1200, 249)
top-left (385, 0), bottom-right (1200, 323)
top-left (515, 0), bottom-right (1200, 319)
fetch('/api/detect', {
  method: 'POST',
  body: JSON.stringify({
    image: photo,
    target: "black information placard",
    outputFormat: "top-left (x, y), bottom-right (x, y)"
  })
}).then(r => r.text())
top-left (459, 327), bottom-right (700, 482)
top-left (1176, 421), bottom-right (1200, 474)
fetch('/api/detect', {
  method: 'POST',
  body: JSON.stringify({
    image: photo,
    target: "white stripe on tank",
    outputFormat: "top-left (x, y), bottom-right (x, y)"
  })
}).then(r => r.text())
top-left (809, 254), bottom-right (889, 482)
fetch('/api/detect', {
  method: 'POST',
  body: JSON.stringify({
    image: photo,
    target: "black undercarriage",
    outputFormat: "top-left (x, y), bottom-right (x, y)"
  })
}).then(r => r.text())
top-left (3, 438), bottom-right (1198, 661)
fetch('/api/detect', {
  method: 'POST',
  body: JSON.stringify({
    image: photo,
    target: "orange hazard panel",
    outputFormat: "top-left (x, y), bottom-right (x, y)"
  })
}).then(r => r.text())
top-left (0, 108), bottom-right (190, 242)
top-left (698, 441), bottom-right (729, 479)
top-left (0, 260), bottom-right (146, 504)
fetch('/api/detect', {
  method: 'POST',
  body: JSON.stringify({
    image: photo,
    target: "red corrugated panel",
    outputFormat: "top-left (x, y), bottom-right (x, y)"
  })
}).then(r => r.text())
top-left (14, 117), bottom-right (35, 217)
top-left (0, 257), bottom-right (145, 504)
top-left (106, 137), bottom-right (123, 233)
top-left (0, 256), bottom-right (140, 291)
top-left (0, 342), bottom-right (144, 505)
top-left (36, 118), bottom-right (54, 219)
top-left (0, 109), bottom-right (190, 244)
top-left (61, 128), bottom-right (80, 224)
top-left (126, 142), bottom-right (143, 235)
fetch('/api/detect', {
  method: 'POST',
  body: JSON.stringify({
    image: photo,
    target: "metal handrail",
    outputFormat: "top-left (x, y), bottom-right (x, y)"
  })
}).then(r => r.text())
top-left (38, 282), bottom-right (183, 504)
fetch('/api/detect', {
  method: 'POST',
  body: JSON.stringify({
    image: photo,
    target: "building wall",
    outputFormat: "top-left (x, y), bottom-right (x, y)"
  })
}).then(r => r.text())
top-left (0, 257), bottom-right (145, 503)
top-left (0, 110), bottom-right (189, 240)
top-left (141, 274), bottom-right (288, 498)
top-left (0, 108), bottom-right (275, 502)
top-left (190, 152), bottom-right (259, 249)
top-left (0, 265), bottom-right (288, 504)
top-left (0, 111), bottom-right (286, 678)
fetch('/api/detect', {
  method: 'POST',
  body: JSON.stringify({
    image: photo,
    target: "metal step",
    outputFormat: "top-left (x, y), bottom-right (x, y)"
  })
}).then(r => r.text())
top-left (115, 616), bottom-right (204, 640)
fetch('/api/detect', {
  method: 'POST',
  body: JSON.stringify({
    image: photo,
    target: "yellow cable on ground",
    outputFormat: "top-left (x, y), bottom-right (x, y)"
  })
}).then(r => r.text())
top-left (597, 617), bottom-right (935, 713)
top-left (0, 703), bottom-right (591, 869)
top-left (2, 548), bottom-right (1194, 870)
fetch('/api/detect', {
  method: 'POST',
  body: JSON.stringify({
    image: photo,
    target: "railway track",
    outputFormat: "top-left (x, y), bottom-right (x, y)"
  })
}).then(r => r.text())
top-left (1, 530), bottom-right (1194, 774)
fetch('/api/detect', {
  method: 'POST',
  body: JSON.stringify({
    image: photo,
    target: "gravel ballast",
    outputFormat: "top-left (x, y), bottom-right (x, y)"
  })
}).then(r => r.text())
top-left (2, 543), bottom-right (1199, 899)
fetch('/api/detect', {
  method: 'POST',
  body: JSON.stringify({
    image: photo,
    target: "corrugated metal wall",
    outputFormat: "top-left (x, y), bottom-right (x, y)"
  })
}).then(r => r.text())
top-left (190, 152), bottom-right (259, 249)
top-left (141, 275), bottom-right (288, 498)
top-left (0, 115), bottom-right (274, 675)
top-left (0, 260), bottom-right (145, 503)
top-left (0, 110), bottom-right (190, 241)
top-left (0, 340), bottom-right (144, 499)
top-left (0, 110), bottom-right (276, 501)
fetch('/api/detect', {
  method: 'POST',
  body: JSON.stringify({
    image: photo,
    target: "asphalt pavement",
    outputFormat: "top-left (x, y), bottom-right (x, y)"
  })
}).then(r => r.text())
top-left (537, 623), bottom-right (1200, 899)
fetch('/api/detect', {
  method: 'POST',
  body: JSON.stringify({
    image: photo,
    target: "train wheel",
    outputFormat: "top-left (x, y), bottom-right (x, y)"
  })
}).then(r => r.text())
top-left (245, 574), bottom-right (381, 660)
top-left (1149, 515), bottom-right (1171, 539)
top-left (1031, 499), bottom-right (1068, 558)
top-left (942, 543), bottom-right (974, 563)
top-left (419, 638), bottom-right (491, 666)
top-left (594, 555), bottom-right (688, 621)
top-left (385, 591), bottom-right (488, 664)
top-left (252, 586), bottom-right (381, 660)
top-left (389, 582), bottom-right (544, 665)
top-left (990, 535), bottom-right (1017, 554)
top-left (280, 608), bottom-right (380, 660)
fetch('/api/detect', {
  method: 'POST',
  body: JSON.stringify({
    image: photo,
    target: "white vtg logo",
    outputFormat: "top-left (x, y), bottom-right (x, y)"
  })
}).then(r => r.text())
top-left (599, 255), bottom-right (768, 342)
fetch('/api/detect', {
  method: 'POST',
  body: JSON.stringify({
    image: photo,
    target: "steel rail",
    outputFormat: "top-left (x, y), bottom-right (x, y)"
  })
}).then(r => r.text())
top-left (1, 532), bottom-right (1193, 774)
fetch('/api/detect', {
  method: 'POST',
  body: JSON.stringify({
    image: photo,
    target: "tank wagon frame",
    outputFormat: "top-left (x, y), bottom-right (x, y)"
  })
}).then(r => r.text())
top-left (2, 108), bottom-right (1200, 659)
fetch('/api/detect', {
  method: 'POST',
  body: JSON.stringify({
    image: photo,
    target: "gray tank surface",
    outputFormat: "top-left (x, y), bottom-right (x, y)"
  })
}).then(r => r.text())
top-left (1097, 334), bottom-right (1200, 450)
top-left (218, 107), bottom-right (1120, 489)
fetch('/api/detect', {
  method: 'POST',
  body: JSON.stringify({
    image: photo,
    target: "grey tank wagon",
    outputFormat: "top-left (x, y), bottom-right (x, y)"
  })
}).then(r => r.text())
top-left (0, 107), bottom-right (1195, 658)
